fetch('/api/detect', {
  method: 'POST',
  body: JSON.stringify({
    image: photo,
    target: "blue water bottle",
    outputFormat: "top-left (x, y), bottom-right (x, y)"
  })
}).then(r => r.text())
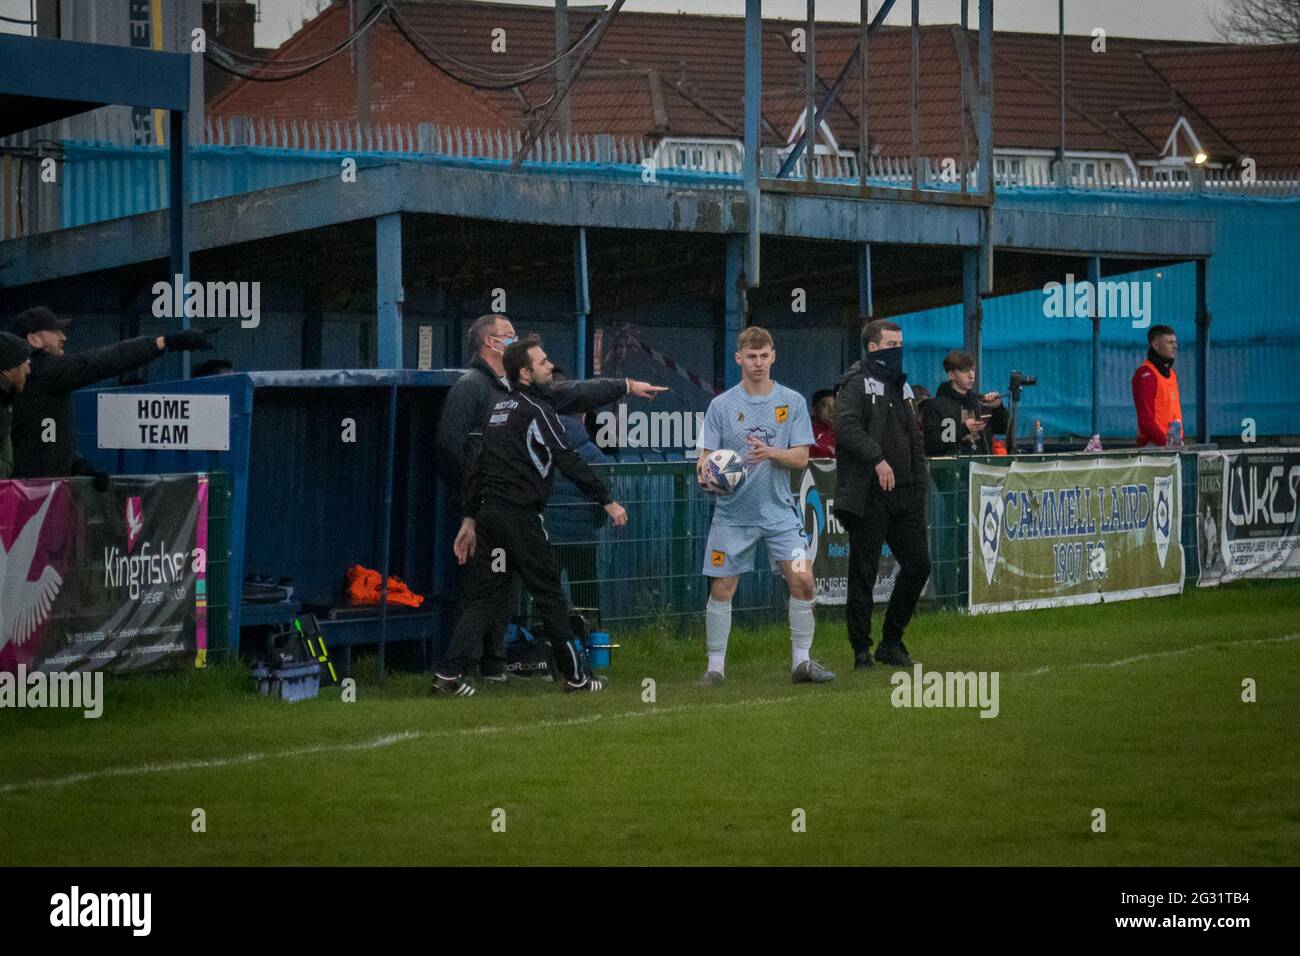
top-left (1166, 419), bottom-right (1183, 448)
top-left (1033, 420), bottom-right (1044, 454)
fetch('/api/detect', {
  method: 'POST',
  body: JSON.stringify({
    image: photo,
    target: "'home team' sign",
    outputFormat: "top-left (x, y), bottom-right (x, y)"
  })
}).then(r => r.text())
top-left (97, 394), bottom-right (231, 451)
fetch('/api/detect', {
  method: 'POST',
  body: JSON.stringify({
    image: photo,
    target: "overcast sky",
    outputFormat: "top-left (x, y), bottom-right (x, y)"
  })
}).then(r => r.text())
top-left (0, 0), bottom-right (1229, 45)
top-left (247, 0), bottom-right (1229, 46)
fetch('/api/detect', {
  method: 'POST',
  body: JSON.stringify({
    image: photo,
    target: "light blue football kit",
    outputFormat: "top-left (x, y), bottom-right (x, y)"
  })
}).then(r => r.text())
top-left (698, 382), bottom-right (814, 576)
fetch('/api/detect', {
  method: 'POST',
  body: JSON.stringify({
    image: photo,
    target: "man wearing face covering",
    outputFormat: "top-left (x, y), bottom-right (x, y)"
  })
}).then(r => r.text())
top-left (832, 319), bottom-right (931, 669)
top-left (434, 313), bottom-right (666, 680)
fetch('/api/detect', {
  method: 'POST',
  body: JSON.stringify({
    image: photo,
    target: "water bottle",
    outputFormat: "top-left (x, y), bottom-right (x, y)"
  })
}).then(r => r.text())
top-left (1166, 419), bottom-right (1183, 448)
top-left (1033, 420), bottom-right (1044, 454)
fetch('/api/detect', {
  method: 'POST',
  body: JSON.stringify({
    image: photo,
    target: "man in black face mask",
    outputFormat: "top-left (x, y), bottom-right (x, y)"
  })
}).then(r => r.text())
top-left (832, 319), bottom-right (931, 668)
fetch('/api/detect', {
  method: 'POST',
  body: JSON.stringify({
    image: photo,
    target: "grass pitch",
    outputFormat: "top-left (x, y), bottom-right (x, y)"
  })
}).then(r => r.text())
top-left (2, 581), bottom-right (1298, 866)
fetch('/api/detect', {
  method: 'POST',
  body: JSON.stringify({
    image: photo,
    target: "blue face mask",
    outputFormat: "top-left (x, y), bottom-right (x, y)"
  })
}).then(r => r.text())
top-left (491, 334), bottom-right (516, 355)
top-left (867, 345), bottom-right (904, 381)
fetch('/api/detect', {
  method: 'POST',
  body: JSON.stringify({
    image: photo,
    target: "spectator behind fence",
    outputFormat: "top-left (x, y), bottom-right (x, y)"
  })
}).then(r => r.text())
top-left (924, 350), bottom-right (1008, 456)
top-left (1133, 324), bottom-right (1184, 447)
top-left (810, 388), bottom-right (837, 458)
top-left (549, 367), bottom-right (614, 613)
top-left (0, 332), bottom-right (33, 480)
top-left (7, 307), bottom-right (210, 485)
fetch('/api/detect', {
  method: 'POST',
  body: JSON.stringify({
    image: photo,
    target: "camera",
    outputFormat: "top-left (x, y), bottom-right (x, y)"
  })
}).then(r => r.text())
top-left (1009, 371), bottom-right (1037, 390)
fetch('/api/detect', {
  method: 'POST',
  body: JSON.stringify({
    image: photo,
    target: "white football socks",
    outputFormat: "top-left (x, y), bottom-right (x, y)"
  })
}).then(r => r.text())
top-left (789, 596), bottom-right (815, 669)
top-left (705, 597), bottom-right (732, 675)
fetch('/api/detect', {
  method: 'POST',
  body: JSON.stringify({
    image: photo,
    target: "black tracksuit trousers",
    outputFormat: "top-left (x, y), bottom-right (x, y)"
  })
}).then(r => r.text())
top-left (841, 489), bottom-right (932, 654)
top-left (440, 502), bottom-right (583, 682)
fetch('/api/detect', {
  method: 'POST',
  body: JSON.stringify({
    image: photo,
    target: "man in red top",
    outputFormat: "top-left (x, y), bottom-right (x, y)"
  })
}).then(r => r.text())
top-left (1132, 324), bottom-right (1185, 447)
top-left (810, 389), bottom-right (836, 458)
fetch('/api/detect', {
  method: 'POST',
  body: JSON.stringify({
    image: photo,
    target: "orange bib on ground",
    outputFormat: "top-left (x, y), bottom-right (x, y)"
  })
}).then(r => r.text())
top-left (345, 564), bottom-right (425, 608)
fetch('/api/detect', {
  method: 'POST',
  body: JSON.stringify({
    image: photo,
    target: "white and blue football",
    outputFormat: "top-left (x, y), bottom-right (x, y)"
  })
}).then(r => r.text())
top-left (705, 448), bottom-right (746, 494)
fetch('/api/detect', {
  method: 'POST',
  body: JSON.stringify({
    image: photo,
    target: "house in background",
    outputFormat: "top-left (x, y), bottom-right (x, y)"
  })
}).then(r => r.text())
top-left (207, 0), bottom-right (1300, 180)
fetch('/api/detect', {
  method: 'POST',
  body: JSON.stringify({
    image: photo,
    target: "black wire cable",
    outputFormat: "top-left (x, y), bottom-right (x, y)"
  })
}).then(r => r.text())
top-left (203, 1), bottom-right (389, 82)
top-left (0, 13), bottom-right (37, 24)
top-left (388, 4), bottom-right (603, 85)
top-left (207, 0), bottom-right (612, 92)
top-left (209, 1), bottom-right (388, 67)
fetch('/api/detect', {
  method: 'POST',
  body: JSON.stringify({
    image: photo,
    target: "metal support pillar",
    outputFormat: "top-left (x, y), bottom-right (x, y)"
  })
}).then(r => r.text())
top-left (1088, 255), bottom-right (1101, 435)
top-left (962, 248), bottom-right (982, 371)
top-left (977, 0), bottom-right (994, 197)
top-left (376, 213), bottom-right (404, 368)
top-left (573, 226), bottom-right (591, 379)
top-left (1196, 258), bottom-right (1209, 442)
top-left (167, 108), bottom-right (189, 380)
top-left (722, 235), bottom-right (746, 389)
top-left (744, 0), bottom-right (762, 287)
top-left (856, 243), bottom-right (873, 365)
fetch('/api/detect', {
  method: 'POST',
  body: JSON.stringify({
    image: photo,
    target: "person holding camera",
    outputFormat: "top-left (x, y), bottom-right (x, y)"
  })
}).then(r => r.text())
top-left (833, 319), bottom-right (931, 669)
top-left (924, 350), bottom-right (1008, 456)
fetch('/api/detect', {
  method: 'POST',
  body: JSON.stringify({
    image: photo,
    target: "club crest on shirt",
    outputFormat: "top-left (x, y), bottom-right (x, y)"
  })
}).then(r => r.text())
top-left (775, 405), bottom-right (789, 423)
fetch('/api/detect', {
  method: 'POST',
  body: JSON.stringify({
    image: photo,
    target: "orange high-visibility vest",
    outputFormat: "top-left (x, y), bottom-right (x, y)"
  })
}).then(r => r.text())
top-left (1141, 359), bottom-right (1183, 438)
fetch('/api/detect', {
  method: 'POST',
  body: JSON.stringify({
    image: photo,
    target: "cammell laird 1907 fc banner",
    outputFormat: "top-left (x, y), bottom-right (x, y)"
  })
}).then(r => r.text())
top-left (1196, 448), bottom-right (1300, 586)
top-left (968, 456), bottom-right (1183, 614)
top-left (0, 474), bottom-right (209, 674)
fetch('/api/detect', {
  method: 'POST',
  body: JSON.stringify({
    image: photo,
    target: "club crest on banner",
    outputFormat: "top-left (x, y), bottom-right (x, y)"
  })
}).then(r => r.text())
top-left (979, 484), bottom-right (1004, 585)
top-left (1153, 474), bottom-right (1173, 568)
top-left (799, 467), bottom-right (824, 563)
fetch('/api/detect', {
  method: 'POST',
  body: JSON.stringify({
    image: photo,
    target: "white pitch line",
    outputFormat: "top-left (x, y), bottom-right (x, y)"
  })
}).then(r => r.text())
top-left (0, 695), bottom-right (798, 796)
top-left (1020, 632), bottom-right (1300, 677)
top-left (3, 633), bottom-right (1296, 795)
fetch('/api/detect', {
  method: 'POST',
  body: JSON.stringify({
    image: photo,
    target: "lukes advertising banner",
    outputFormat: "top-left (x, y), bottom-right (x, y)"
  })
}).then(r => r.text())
top-left (969, 456), bottom-right (1183, 614)
top-left (1197, 448), bottom-right (1300, 586)
top-left (0, 474), bottom-right (209, 674)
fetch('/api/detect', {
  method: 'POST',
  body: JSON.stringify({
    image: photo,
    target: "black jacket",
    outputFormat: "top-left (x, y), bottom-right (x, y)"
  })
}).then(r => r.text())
top-left (10, 336), bottom-right (163, 479)
top-left (832, 359), bottom-right (927, 518)
top-left (434, 357), bottom-right (628, 489)
top-left (0, 385), bottom-right (14, 480)
top-left (463, 383), bottom-right (612, 517)
top-left (923, 381), bottom-right (1010, 456)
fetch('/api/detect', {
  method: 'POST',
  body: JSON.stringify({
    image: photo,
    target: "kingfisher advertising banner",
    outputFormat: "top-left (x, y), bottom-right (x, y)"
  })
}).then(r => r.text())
top-left (0, 474), bottom-right (209, 674)
top-left (968, 456), bottom-right (1183, 614)
top-left (793, 460), bottom-right (899, 605)
top-left (1197, 448), bottom-right (1300, 586)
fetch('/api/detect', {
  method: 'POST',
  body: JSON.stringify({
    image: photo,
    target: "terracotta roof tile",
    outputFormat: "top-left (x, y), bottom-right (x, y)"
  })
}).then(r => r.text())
top-left (208, 1), bottom-right (1298, 171)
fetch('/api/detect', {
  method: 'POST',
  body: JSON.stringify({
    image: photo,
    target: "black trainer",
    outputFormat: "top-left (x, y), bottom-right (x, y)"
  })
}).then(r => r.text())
top-left (563, 674), bottom-right (606, 693)
top-left (853, 651), bottom-right (876, 669)
top-left (431, 671), bottom-right (476, 697)
top-left (874, 642), bottom-right (914, 667)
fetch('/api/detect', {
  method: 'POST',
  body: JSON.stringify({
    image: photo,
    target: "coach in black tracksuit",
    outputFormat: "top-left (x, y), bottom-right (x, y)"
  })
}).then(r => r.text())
top-left (8, 306), bottom-right (209, 482)
top-left (433, 335), bottom-right (629, 697)
top-left (434, 314), bottom-right (661, 680)
top-left (833, 319), bottom-right (931, 669)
